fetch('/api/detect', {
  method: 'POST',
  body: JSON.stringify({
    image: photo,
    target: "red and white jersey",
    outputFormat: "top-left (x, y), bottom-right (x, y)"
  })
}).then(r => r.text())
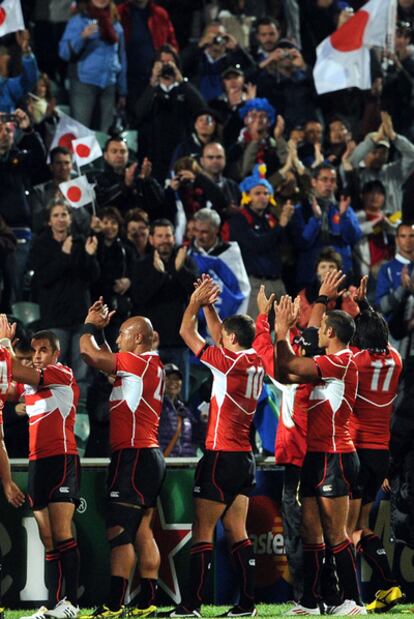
top-left (198, 345), bottom-right (264, 451)
top-left (109, 351), bottom-right (165, 452)
top-left (350, 346), bottom-right (402, 449)
top-left (0, 347), bottom-right (12, 425)
top-left (307, 350), bottom-right (358, 453)
top-left (274, 380), bottom-right (311, 467)
top-left (22, 363), bottom-right (79, 460)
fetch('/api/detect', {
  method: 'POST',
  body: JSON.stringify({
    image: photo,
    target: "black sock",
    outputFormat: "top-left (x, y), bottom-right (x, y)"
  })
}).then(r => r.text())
top-left (231, 539), bottom-right (255, 610)
top-left (185, 542), bottom-right (213, 610)
top-left (321, 546), bottom-right (341, 606)
top-left (136, 578), bottom-right (158, 608)
top-left (331, 539), bottom-right (362, 606)
top-left (56, 538), bottom-right (79, 605)
top-left (108, 576), bottom-right (128, 611)
top-left (45, 550), bottom-right (62, 608)
top-left (301, 543), bottom-right (325, 608)
top-left (358, 533), bottom-right (396, 590)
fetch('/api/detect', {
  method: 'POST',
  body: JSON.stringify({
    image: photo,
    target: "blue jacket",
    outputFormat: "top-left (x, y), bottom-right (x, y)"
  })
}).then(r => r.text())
top-left (59, 14), bottom-right (127, 95)
top-left (0, 54), bottom-right (38, 113)
top-left (292, 200), bottom-right (362, 287)
top-left (375, 254), bottom-right (414, 318)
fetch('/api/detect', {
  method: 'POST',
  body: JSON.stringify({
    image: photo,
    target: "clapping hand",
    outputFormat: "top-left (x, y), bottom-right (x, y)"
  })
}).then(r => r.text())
top-left (257, 285), bottom-right (275, 316)
top-left (319, 270), bottom-right (347, 300)
top-left (191, 274), bottom-right (220, 307)
top-left (85, 297), bottom-right (115, 329)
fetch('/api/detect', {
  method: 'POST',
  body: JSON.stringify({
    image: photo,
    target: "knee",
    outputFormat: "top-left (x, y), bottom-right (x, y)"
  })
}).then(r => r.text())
top-left (106, 503), bottom-right (142, 549)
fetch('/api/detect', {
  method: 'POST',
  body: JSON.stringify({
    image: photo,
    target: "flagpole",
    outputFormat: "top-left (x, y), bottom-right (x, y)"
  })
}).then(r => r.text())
top-left (383, 0), bottom-right (397, 73)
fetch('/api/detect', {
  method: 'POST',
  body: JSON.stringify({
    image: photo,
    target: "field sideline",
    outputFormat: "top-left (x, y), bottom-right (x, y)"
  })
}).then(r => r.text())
top-left (4, 606), bottom-right (414, 619)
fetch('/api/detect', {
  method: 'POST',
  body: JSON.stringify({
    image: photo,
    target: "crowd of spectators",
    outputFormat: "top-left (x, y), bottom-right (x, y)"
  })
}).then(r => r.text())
top-left (2, 0), bottom-right (414, 459)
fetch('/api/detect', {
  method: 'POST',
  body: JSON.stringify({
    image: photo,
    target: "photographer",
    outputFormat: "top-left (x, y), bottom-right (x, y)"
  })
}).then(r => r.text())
top-left (164, 156), bottom-right (227, 243)
top-left (134, 46), bottom-right (206, 183)
top-left (92, 135), bottom-right (165, 219)
top-left (181, 20), bottom-right (256, 102)
top-left (256, 39), bottom-right (317, 134)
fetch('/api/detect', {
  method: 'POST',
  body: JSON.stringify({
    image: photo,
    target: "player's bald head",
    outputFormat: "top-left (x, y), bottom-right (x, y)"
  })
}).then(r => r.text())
top-left (122, 316), bottom-right (154, 347)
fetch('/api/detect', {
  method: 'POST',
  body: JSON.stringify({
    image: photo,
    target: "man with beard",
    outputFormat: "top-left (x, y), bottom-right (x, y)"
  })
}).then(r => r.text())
top-left (130, 219), bottom-right (197, 400)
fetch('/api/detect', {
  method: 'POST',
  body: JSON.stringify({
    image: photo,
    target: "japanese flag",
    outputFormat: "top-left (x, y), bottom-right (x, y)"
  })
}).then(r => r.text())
top-left (72, 135), bottom-right (102, 167)
top-left (313, 0), bottom-right (396, 94)
top-left (59, 176), bottom-right (95, 209)
top-left (0, 0), bottom-right (24, 37)
top-left (50, 112), bottom-right (94, 153)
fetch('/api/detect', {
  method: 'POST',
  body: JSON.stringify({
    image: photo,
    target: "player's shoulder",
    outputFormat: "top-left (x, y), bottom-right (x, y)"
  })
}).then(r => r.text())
top-left (45, 362), bottom-right (74, 382)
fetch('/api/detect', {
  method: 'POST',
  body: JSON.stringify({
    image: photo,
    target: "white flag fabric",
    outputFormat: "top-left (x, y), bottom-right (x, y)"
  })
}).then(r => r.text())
top-left (59, 176), bottom-right (95, 208)
top-left (313, 0), bottom-right (395, 94)
top-left (50, 112), bottom-right (94, 153)
top-left (0, 0), bottom-right (24, 37)
top-left (72, 135), bottom-right (102, 167)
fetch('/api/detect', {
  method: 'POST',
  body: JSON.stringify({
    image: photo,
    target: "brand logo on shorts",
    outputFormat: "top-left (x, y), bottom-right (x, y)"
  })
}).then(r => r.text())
top-left (322, 485), bottom-right (333, 492)
top-left (249, 559), bottom-right (256, 566)
top-left (193, 486), bottom-right (201, 493)
top-left (110, 491), bottom-right (120, 498)
top-left (59, 487), bottom-right (70, 494)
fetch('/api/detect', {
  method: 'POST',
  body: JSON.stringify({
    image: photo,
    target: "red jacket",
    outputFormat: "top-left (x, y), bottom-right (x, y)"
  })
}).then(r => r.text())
top-left (117, 1), bottom-right (178, 51)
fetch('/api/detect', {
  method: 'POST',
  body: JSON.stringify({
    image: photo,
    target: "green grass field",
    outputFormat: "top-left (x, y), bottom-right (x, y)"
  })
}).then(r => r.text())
top-left (4, 605), bottom-right (414, 619)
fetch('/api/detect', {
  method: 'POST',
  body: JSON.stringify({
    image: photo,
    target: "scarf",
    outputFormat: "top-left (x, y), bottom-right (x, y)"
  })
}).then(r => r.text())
top-left (88, 6), bottom-right (118, 44)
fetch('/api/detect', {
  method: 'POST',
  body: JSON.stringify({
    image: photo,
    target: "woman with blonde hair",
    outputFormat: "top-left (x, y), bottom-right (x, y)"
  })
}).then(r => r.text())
top-left (59, 0), bottom-right (127, 132)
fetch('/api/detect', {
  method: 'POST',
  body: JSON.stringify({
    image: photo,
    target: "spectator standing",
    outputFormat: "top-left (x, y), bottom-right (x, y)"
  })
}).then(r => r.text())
top-left (0, 108), bottom-right (47, 302)
top-left (117, 1), bottom-right (178, 111)
top-left (348, 111), bottom-right (414, 217)
top-left (92, 136), bottom-right (165, 217)
top-left (228, 164), bottom-right (294, 319)
top-left (0, 31), bottom-right (39, 113)
top-left (208, 66), bottom-right (250, 149)
top-left (250, 16), bottom-right (281, 65)
top-left (124, 209), bottom-right (150, 260)
top-left (29, 201), bottom-right (100, 400)
top-left (131, 219), bottom-right (197, 400)
top-left (170, 109), bottom-right (220, 169)
top-left (31, 0), bottom-right (72, 86)
top-left (200, 141), bottom-right (241, 211)
top-left (59, 0), bottom-right (127, 132)
top-left (291, 163), bottom-right (362, 289)
top-left (181, 21), bottom-right (256, 102)
top-left (134, 51), bottom-right (206, 183)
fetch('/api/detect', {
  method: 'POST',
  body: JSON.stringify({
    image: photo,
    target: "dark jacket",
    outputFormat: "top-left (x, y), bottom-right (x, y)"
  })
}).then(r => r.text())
top-left (92, 234), bottom-right (134, 318)
top-left (228, 205), bottom-right (286, 279)
top-left (0, 130), bottom-right (47, 229)
top-left (30, 229), bottom-right (100, 328)
top-left (131, 248), bottom-right (197, 347)
top-left (117, 1), bottom-right (178, 50)
top-left (91, 163), bottom-right (165, 218)
top-left (134, 81), bottom-right (206, 182)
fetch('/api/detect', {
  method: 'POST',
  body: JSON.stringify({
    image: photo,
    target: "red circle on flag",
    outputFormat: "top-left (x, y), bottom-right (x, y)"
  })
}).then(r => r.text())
top-left (75, 144), bottom-right (91, 158)
top-left (330, 10), bottom-right (369, 52)
top-left (0, 8), bottom-right (6, 26)
top-left (67, 186), bottom-right (82, 203)
top-left (58, 132), bottom-right (77, 151)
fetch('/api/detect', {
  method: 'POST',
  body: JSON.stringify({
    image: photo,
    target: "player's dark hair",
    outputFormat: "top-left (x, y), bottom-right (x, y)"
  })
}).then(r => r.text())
top-left (315, 247), bottom-right (343, 270)
top-left (150, 218), bottom-right (175, 235)
top-left (352, 310), bottom-right (389, 353)
top-left (325, 310), bottom-right (355, 345)
top-left (14, 337), bottom-right (33, 354)
top-left (222, 314), bottom-right (256, 349)
top-left (32, 330), bottom-right (60, 352)
top-left (50, 146), bottom-right (72, 163)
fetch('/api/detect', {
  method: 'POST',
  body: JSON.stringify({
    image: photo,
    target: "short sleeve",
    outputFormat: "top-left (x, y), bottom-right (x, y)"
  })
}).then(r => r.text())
top-left (314, 354), bottom-right (347, 381)
top-left (116, 352), bottom-right (147, 376)
top-left (199, 346), bottom-right (233, 373)
top-left (43, 364), bottom-right (73, 387)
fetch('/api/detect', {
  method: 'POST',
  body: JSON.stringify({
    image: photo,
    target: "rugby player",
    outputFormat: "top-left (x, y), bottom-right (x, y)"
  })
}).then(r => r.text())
top-left (168, 275), bottom-right (264, 618)
top-left (80, 299), bottom-right (165, 619)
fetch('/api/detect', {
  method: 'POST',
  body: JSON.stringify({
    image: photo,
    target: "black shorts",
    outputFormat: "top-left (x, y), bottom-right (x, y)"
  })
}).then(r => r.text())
top-left (193, 450), bottom-right (256, 505)
top-left (28, 454), bottom-right (81, 511)
top-left (301, 452), bottom-right (360, 498)
top-left (351, 449), bottom-right (389, 504)
top-left (107, 448), bottom-right (166, 508)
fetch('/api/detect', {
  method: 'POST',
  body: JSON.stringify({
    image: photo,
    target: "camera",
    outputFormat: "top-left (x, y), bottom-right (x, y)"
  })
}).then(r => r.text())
top-left (160, 63), bottom-right (176, 79)
top-left (213, 35), bottom-right (228, 45)
top-left (0, 113), bottom-right (17, 123)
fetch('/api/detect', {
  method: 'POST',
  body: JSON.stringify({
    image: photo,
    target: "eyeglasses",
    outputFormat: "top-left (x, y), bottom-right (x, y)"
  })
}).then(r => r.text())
top-left (205, 155), bottom-right (224, 159)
